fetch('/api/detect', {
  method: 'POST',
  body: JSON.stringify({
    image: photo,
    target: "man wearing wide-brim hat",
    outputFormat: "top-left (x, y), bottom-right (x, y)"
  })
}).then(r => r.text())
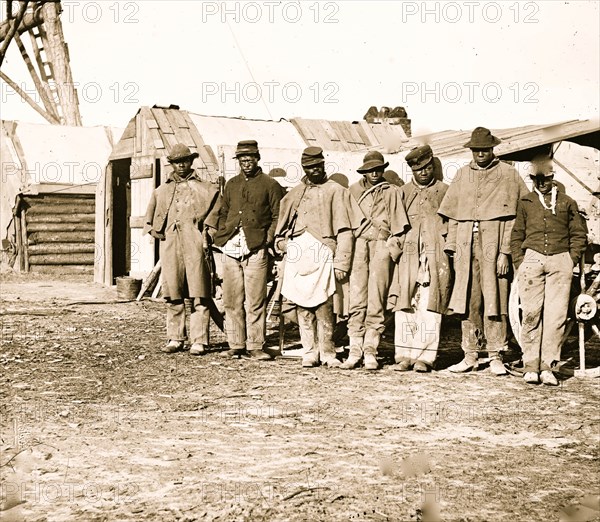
top-left (438, 127), bottom-right (529, 375)
top-left (510, 158), bottom-right (586, 385)
top-left (212, 140), bottom-right (285, 360)
top-left (144, 143), bottom-right (221, 355)
top-left (274, 146), bottom-right (364, 368)
top-left (340, 150), bottom-right (409, 370)
top-left (388, 145), bottom-right (452, 373)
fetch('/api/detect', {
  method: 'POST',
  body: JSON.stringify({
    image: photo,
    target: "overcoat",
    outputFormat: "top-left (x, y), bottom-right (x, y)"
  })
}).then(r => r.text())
top-left (144, 170), bottom-right (221, 300)
top-left (389, 179), bottom-right (451, 314)
top-left (437, 159), bottom-right (528, 316)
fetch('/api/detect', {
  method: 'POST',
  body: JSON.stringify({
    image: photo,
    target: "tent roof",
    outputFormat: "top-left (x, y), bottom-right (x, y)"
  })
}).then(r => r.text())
top-left (403, 119), bottom-right (600, 159)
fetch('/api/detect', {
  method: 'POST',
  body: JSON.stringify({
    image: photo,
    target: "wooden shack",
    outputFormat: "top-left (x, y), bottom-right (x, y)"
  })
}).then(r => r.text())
top-left (1, 120), bottom-right (122, 274)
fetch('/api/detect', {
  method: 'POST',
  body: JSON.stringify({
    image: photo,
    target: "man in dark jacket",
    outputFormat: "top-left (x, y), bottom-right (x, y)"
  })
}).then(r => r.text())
top-left (511, 160), bottom-right (587, 385)
top-left (144, 144), bottom-right (221, 355)
top-left (213, 140), bottom-right (284, 359)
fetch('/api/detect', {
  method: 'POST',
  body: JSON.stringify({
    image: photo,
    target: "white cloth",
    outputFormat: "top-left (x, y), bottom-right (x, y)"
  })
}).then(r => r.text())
top-left (394, 285), bottom-right (442, 365)
top-left (222, 228), bottom-right (251, 258)
top-left (281, 231), bottom-right (336, 308)
top-left (534, 185), bottom-right (557, 215)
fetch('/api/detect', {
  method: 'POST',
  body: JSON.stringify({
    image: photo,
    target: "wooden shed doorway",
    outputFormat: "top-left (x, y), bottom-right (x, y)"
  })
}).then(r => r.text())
top-left (111, 158), bottom-right (131, 282)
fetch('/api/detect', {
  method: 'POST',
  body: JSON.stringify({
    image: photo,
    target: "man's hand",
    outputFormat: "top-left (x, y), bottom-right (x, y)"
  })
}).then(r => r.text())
top-left (497, 253), bottom-right (509, 276)
top-left (276, 238), bottom-right (288, 254)
top-left (149, 230), bottom-right (164, 240)
top-left (334, 268), bottom-right (347, 282)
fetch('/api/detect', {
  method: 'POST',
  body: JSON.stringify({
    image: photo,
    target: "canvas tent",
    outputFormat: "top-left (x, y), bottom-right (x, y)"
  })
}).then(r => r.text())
top-left (0, 120), bottom-right (123, 274)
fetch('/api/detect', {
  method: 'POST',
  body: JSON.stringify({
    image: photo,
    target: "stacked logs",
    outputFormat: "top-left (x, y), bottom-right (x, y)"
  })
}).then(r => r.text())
top-left (20, 194), bottom-right (95, 275)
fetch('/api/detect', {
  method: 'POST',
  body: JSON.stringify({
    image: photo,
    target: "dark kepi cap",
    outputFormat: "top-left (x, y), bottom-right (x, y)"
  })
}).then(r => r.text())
top-left (357, 150), bottom-right (389, 173)
top-left (301, 146), bottom-right (325, 167)
top-left (167, 143), bottom-right (199, 163)
top-left (463, 127), bottom-right (501, 149)
top-left (269, 168), bottom-right (286, 178)
top-left (234, 140), bottom-right (260, 158)
top-left (405, 145), bottom-right (433, 171)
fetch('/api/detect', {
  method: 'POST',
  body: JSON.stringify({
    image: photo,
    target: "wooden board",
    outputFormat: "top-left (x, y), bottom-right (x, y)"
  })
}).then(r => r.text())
top-left (151, 108), bottom-right (174, 134)
top-left (28, 243), bottom-right (96, 255)
top-left (129, 216), bottom-right (145, 228)
top-left (29, 231), bottom-right (95, 244)
top-left (26, 214), bottom-right (95, 223)
top-left (28, 253), bottom-right (95, 265)
top-left (28, 222), bottom-right (95, 232)
top-left (21, 210), bottom-right (29, 272)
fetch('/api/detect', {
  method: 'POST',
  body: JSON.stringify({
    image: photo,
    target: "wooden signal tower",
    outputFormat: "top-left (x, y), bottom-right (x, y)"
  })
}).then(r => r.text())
top-left (0, 0), bottom-right (82, 125)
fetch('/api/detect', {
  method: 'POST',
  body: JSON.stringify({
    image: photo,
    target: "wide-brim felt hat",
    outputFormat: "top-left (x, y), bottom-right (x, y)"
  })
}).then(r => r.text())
top-left (357, 150), bottom-right (389, 173)
top-left (301, 146), bottom-right (325, 167)
top-left (233, 139), bottom-right (260, 158)
top-left (167, 143), bottom-right (199, 162)
top-left (405, 145), bottom-right (434, 171)
top-left (463, 127), bottom-right (502, 148)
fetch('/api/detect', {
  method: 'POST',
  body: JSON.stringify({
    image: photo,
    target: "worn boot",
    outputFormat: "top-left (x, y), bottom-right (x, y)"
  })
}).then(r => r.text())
top-left (363, 330), bottom-right (380, 370)
top-left (340, 337), bottom-right (364, 370)
top-left (363, 345), bottom-right (378, 370)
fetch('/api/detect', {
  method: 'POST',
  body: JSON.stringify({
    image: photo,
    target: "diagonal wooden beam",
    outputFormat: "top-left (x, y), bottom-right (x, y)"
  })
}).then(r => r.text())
top-left (13, 32), bottom-right (60, 120)
top-left (0, 70), bottom-right (60, 124)
top-left (0, 0), bottom-right (28, 66)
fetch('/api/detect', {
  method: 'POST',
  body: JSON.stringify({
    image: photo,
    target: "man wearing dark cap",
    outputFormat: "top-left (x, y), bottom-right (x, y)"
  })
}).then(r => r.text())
top-left (438, 127), bottom-right (528, 375)
top-left (341, 150), bottom-right (409, 370)
top-left (144, 144), bottom-right (221, 354)
top-left (213, 140), bottom-right (284, 359)
top-left (274, 146), bottom-right (364, 368)
top-left (510, 159), bottom-right (586, 385)
top-left (389, 145), bottom-right (451, 372)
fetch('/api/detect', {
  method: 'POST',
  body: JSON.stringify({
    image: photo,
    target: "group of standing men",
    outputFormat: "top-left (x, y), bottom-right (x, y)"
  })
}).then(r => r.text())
top-left (144, 126), bottom-right (587, 385)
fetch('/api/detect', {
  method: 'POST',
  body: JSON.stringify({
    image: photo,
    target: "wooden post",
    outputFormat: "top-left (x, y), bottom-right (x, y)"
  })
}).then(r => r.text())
top-left (15, 208), bottom-right (23, 272)
top-left (20, 208), bottom-right (29, 272)
top-left (578, 259), bottom-right (587, 372)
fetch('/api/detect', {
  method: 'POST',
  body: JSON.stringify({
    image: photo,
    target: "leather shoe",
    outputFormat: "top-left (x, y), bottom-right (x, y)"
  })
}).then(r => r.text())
top-left (448, 358), bottom-right (478, 373)
top-left (302, 354), bottom-right (319, 367)
top-left (247, 350), bottom-right (273, 361)
top-left (413, 361), bottom-right (430, 373)
top-left (489, 359), bottom-right (507, 376)
top-left (322, 357), bottom-right (341, 368)
top-left (540, 370), bottom-right (558, 386)
top-left (190, 343), bottom-right (207, 356)
top-left (393, 360), bottom-right (412, 372)
top-left (161, 340), bottom-right (184, 353)
top-left (220, 348), bottom-right (246, 358)
top-left (523, 372), bottom-right (539, 384)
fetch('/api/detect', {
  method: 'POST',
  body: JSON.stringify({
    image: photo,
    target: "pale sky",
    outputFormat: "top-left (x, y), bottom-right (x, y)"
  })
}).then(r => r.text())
top-left (1, 0), bottom-right (599, 135)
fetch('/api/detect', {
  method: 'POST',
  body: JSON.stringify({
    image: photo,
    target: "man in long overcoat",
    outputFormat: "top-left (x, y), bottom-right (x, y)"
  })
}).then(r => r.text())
top-left (341, 151), bottom-right (409, 370)
top-left (144, 144), bottom-right (221, 354)
top-left (389, 145), bottom-right (451, 372)
top-left (275, 147), bottom-right (364, 368)
top-left (438, 127), bottom-right (528, 375)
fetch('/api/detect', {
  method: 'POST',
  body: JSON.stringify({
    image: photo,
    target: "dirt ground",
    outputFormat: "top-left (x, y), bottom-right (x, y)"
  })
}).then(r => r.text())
top-left (1, 272), bottom-right (599, 522)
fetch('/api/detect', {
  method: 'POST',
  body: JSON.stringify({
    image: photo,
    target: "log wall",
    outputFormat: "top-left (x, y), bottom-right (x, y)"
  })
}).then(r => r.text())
top-left (21, 193), bottom-right (96, 275)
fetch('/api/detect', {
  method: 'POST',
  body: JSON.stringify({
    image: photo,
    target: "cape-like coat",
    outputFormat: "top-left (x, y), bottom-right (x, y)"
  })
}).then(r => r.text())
top-left (389, 179), bottom-right (451, 314)
top-left (437, 159), bottom-right (528, 316)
